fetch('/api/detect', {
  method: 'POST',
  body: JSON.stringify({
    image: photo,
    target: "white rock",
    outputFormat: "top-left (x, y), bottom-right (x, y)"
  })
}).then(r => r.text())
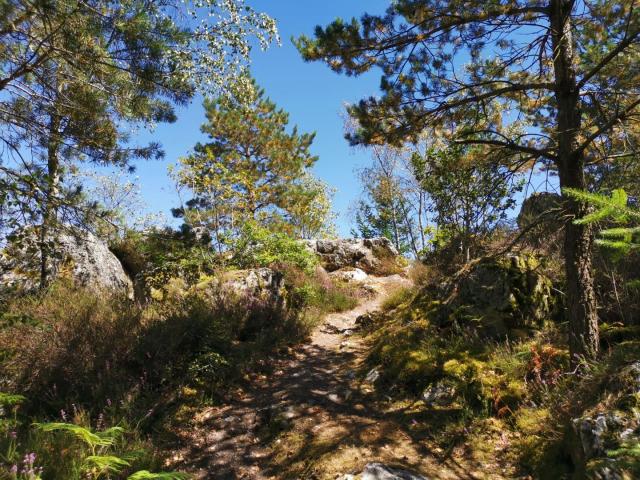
top-left (362, 463), bottom-right (429, 480)
top-left (365, 368), bottom-right (380, 384)
top-left (329, 268), bottom-right (369, 283)
top-left (0, 228), bottom-right (133, 298)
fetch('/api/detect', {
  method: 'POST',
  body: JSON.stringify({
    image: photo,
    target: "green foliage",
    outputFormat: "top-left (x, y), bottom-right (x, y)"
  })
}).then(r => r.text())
top-left (231, 223), bottom-right (318, 273)
top-left (381, 286), bottom-right (416, 312)
top-left (0, 394), bottom-right (25, 408)
top-left (13, 420), bottom-right (187, 479)
top-left (33, 424), bottom-right (124, 451)
top-left (607, 440), bottom-right (640, 475)
top-left (111, 227), bottom-right (218, 295)
top-left (0, 0), bottom-right (278, 268)
top-left (127, 472), bottom-right (191, 480)
top-left (174, 81), bottom-right (333, 248)
top-left (351, 149), bottom-right (417, 255)
top-left (565, 188), bottom-right (640, 252)
top-left (187, 352), bottom-right (231, 389)
top-left (412, 145), bottom-right (522, 261)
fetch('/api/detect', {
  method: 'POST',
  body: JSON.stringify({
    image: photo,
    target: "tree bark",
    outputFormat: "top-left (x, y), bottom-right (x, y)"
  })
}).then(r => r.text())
top-left (550, 0), bottom-right (599, 364)
top-left (40, 112), bottom-right (61, 289)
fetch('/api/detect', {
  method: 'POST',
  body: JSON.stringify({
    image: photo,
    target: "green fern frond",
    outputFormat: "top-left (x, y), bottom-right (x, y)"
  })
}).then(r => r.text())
top-left (128, 471), bottom-right (192, 480)
top-left (575, 206), bottom-right (619, 225)
top-left (34, 422), bottom-right (117, 448)
top-left (564, 188), bottom-right (640, 254)
top-left (599, 226), bottom-right (640, 238)
top-left (0, 393), bottom-right (26, 406)
top-left (564, 188), bottom-right (636, 223)
top-left (595, 239), bottom-right (636, 251)
top-left (83, 455), bottom-right (130, 473)
top-left (96, 426), bottom-right (125, 441)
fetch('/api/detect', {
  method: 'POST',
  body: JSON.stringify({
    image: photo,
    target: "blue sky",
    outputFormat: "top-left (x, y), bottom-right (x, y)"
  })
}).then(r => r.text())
top-left (132, 1), bottom-right (390, 236)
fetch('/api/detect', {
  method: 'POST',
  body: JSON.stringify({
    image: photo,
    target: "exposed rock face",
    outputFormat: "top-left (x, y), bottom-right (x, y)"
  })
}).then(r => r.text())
top-left (1, 229), bottom-right (133, 297)
top-left (218, 268), bottom-right (285, 305)
top-left (304, 237), bottom-right (400, 274)
top-left (517, 192), bottom-right (563, 240)
top-left (422, 380), bottom-right (457, 408)
top-left (329, 267), bottom-right (368, 283)
top-left (433, 255), bottom-right (555, 337)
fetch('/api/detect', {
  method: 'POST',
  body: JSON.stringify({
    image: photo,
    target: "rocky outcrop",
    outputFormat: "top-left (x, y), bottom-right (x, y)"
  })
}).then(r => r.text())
top-left (329, 267), bottom-right (369, 283)
top-left (565, 362), bottom-right (640, 479)
top-left (517, 192), bottom-right (562, 227)
top-left (432, 255), bottom-right (556, 337)
top-left (304, 237), bottom-right (400, 275)
top-left (0, 229), bottom-right (133, 297)
top-left (422, 380), bottom-right (457, 408)
top-left (517, 192), bottom-right (563, 243)
top-left (217, 268), bottom-right (285, 306)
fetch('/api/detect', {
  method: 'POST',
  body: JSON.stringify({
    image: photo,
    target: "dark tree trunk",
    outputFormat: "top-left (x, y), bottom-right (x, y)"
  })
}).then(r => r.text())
top-left (39, 113), bottom-right (61, 289)
top-left (550, 0), bottom-right (599, 364)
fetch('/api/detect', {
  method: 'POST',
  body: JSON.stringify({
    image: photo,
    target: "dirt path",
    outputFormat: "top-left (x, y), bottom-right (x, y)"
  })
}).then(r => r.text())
top-left (168, 275), bottom-right (501, 479)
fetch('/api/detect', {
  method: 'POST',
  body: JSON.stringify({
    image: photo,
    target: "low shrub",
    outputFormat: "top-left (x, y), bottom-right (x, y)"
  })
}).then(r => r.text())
top-left (0, 394), bottom-right (183, 479)
top-left (381, 286), bottom-right (416, 312)
top-left (230, 223), bottom-right (318, 274)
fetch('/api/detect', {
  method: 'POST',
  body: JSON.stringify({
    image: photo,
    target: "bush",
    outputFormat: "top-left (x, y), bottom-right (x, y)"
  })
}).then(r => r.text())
top-left (110, 227), bottom-right (218, 299)
top-left (381, 286), bottom-right (415, 311)
top-left (230, 222), bottom-right (317, 273)
top-left (0, 395), bottom-right (182, 479)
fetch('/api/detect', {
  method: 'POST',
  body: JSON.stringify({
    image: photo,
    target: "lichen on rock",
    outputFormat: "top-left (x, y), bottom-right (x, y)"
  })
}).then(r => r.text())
top-left (433, 254), bottom-right (556, 337)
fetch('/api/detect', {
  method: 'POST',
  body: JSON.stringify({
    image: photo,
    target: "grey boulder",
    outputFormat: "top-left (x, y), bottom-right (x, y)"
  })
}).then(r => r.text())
top-left (303, 237), bottom-right (399, 274)
top-left (1, 229), bottom-right (133, 298)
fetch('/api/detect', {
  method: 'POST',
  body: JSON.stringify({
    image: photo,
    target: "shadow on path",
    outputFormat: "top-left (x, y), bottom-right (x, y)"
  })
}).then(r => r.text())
top-left (168, 276), bottom-right (501, 480)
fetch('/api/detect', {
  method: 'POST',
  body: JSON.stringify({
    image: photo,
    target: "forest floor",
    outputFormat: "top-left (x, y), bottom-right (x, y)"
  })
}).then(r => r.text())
top-left (166, 275), bottom-right (510, 480)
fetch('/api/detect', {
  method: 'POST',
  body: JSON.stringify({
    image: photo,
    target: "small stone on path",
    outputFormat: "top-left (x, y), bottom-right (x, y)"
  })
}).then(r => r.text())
top-left (362, 462), bottom-right (430, 480)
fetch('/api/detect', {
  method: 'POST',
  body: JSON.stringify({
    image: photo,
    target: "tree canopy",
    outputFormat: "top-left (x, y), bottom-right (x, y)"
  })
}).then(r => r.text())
top-left (173, 83), bottom-right (334, 249)
top-left (295, 0), bottom-right (640, 363)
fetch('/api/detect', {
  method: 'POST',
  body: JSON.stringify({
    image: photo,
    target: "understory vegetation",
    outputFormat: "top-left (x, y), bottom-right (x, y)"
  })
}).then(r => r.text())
top-left (1, 0), bottom-right (640, 478)
top-left (358, 239), bottom-right (640, 478)
top-left (0, 234), bottom-right (360, 478)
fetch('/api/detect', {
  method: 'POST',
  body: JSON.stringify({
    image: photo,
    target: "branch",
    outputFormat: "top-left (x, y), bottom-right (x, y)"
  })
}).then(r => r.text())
top-left (577, 30), bottom-right (640, 90)
top-left (453, 138), bottom-right (555, 160)
top-left (575, 96), bottom-right (640, 156)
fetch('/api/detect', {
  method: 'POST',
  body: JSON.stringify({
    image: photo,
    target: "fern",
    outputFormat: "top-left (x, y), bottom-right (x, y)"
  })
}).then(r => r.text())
top-left (564, 188), bottom-right (640, 251)
top-left (32, 422), bottom-right (190, 479)
top-left (128, 471), bottom-right (192, 480)
top-left (33, 423), bottom-right (123, 449)
top-left (83, 454), bottom-right (131, 474)
top-left (0, 393), bottom-right (26, 407)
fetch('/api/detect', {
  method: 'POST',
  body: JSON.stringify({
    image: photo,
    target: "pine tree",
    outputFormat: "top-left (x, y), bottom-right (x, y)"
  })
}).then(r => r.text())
top-left (174, 83), bottom-right (332, 247)
top-left (295, 0), bottom-right (640, 364)
top-left (0, 0), bottom-right (277, 286)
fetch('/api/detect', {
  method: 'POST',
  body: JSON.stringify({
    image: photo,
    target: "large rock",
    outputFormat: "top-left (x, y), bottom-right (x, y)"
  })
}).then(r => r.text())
top-left (304, 237), bottom-right (400, 274)
top-left (433, 255), bottom-right (556, 337)
top-left (517, 192), bottom-right (563, 242)
top-left (0, 229), bottom-right (133, 297)
top-left (217, 268), bottom-right (285, 306)
top-left (329, 267), bottom-right (369, 283)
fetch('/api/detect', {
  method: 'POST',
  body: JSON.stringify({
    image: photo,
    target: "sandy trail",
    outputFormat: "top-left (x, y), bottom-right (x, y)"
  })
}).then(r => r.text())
top-left (168, 275), bottom-right (499, 480)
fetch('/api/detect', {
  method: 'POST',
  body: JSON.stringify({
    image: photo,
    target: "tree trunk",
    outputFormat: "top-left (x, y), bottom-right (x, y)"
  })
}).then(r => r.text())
top-left (550, 0), bottom-right (599, 364)
top-left (40, 113), bottom-right (61, 289)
